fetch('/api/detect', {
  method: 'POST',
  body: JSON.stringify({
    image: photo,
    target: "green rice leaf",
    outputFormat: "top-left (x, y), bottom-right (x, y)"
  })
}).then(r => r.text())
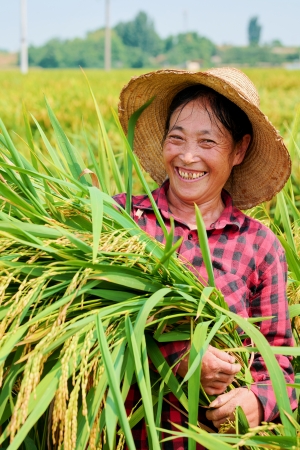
top-left (289, 304), bottom-right (300, 319)
top-left (30, 115), bottom-right (67, 176)
top-left (146, 334), bottom-right (188, 411)
top-left (125, 316), bottom-right (160, 448)
top-left (194, 204), bottom-right (215, 287)
top-left (95, 316), bottom-right (136, 450)
top-left (276, 191), bottom-right (297, 254)
top-left (196, 287), bottom-right (216, 319)
top-left (105, 342), bottom-right (125, 450)
top-left (111, 108), bottom-right (169, 240)
top-left (81, 70), bottom-right (124, 193)
top-left (45, 97), bottom-right (90, 186)
top-left (22, 103), bottom-right (38, 171)
top-left (188, 321), bottom-right (208, 450)
top-left (89, 186), bottom-right (104, 262)
top-left (156, 381), bottom-right (164, 442)
top-left (125, 97), bottom-right (154, 214)
top-left (161, 422), bottom-right (233, 449)
top-left (181, 317), bottom-right (224, 384)
top-left (0, 118), bottom-right (38, 199)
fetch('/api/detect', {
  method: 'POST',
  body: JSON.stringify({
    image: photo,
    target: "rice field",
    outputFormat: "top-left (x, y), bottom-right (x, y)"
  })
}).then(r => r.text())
top-left (1, 68), bottom-right (300, 136)
top-left (1, 67), bottom-right (300, 190)
top-left (0, 67), bottom-right (299, 449)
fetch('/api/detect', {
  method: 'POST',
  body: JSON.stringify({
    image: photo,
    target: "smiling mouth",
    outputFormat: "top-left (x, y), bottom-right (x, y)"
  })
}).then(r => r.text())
top-left (177, 168), bottom-right (207, 180)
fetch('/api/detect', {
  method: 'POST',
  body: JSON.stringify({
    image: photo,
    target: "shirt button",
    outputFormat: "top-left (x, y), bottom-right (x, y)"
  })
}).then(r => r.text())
top-left (188, 233), bottom-right (193, 240)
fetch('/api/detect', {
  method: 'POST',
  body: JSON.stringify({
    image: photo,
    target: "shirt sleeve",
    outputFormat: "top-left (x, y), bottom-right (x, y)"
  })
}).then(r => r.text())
top-left (249, 237), bottom-right (297, 421)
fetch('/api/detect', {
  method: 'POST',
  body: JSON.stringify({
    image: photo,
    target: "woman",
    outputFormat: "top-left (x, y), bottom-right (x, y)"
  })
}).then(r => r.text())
top-left (115, 68), bottom-right (297, 449)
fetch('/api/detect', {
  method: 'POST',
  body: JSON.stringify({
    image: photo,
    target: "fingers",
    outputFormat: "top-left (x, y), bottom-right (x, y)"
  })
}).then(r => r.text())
top-left (206, 388), bottom-right (264, 430)
top-left (177, 345), bottom-right (242, 396)
top-left (206, 406), bottom-right (233, 428)
top-left (201, 347), bottom-right (241, 394)
top-left (203, 375), bottom-right (236, 395)
top-left (204, 384), bottom-right (230, 396)
top-left (208, 345), bottom-right (236, 364)
top-left (210, 389), bottom-right (237, 408)
top-left (206, 346), bottom-right (241, 375)
top-left (206, 390), bottom-right (238, 427)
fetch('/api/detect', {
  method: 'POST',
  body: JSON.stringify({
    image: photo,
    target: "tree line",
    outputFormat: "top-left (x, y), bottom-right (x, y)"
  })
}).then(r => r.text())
top-left (28, 12), bottom-right (300, 69)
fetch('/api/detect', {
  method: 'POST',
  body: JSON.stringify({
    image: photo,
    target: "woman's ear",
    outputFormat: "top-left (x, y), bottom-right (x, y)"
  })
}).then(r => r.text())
top-left (233, 134), bottom-right (251, 166)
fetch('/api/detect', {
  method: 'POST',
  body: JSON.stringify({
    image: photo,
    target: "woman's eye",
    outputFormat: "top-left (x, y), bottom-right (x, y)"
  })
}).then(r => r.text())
top-left (167, 134), bottom-right (183, 142)
top-left (169, 134), bottom-right (182, 139)
top-left (201, 139), bottom-right (215, 145)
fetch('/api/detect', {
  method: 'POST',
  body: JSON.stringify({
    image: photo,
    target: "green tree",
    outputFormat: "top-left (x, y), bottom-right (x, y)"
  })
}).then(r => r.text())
top-left (248, 16), bottom-right (262, 46)
top-left (165, 32), bottom-right (216, 66)
top-left (114, 11), bottom-right (162, 56)
top-left (219, 45), bottom-right (285, 66)
top-left (28, 31), bottom-right (127, 68)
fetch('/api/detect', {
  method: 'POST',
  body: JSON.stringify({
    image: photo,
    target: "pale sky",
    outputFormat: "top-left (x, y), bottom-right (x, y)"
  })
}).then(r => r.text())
top-left (1, 0), bottom-right (300, 52)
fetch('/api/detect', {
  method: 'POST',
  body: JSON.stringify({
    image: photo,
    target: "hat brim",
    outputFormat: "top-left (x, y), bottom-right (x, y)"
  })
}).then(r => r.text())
top-left (119, 69), bottom-right (291, 209)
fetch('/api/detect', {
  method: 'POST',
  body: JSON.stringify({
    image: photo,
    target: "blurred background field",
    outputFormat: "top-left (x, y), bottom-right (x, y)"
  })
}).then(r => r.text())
top-left (1, 67), bottom-right (300, 136)
top-left (1, 67), bottom-right (300, 194)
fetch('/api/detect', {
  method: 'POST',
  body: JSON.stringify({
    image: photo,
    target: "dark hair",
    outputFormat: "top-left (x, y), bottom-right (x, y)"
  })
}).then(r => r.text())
top-left (165, 84), bottom-right (253, 144)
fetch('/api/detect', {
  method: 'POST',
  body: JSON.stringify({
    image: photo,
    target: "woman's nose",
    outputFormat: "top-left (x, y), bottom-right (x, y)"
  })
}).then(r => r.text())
top-left (179, 147), bottom-right (199, 165)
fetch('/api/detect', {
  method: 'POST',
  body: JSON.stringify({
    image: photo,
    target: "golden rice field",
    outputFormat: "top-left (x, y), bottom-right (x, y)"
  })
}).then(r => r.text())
top-left (1, 68), bottom-right (300, 139)
top-left (0, 67), bottom-right (300, 448)
top-left (1, 67), bottom-right (300, 195)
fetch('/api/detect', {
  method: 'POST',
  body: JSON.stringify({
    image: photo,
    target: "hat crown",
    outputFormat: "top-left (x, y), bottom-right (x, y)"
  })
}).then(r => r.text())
top-left (206, 67), bottom-right (260, 107)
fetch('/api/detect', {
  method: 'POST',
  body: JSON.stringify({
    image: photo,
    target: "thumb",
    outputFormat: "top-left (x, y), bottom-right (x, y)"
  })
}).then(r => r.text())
top-left (209, 390), bottom-right (237, 409)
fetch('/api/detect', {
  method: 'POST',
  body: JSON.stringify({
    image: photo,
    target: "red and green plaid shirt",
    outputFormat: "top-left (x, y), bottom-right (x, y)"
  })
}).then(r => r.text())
top-left (114, 181), bottom-right (296, 450)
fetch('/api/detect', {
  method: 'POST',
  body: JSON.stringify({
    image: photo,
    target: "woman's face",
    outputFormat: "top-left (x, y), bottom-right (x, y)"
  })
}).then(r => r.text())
top-left (162, 99), bottom-right (250, 207)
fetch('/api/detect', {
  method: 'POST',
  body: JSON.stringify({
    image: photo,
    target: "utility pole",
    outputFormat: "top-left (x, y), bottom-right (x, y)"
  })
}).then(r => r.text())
top-left (104, 0), bottom-right (111, 71)
top-left (20, 0), bottom-right (28, 74)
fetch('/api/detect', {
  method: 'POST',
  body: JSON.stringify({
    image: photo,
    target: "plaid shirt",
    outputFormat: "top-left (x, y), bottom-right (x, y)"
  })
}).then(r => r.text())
top-left (114, 182), bottom-right (296, 450)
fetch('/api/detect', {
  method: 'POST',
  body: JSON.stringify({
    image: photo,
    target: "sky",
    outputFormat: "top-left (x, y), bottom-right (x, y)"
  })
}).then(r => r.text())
top-left (1, 0), bottom-right (300, 52)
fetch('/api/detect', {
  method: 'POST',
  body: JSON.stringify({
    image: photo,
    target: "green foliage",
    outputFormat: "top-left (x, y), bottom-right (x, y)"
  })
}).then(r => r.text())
top-left (28, 11), bottom-right (216, 69)
top-left (220, 45), bottom-right (286, 66)
top-left (28, 31), bottom-right (127, 69)
top-left (26, 11), bottom-right (300, 69)
top-left (114, 11), bottom-right (162, 57)
top-left (28, 11), bottom-right (165, 69)
top-left (248, 16), bottom-right (262, 46)
top-left (164, 32), bottom-right (216, 67)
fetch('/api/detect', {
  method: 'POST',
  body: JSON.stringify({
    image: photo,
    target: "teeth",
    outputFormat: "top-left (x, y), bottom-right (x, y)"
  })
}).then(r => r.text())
top-left (178, 169), bottom-right (205, 180)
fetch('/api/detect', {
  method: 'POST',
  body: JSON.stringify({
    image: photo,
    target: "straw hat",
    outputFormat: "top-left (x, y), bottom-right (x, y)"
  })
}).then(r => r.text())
top-left (118, 68), bottom-right (291, 209)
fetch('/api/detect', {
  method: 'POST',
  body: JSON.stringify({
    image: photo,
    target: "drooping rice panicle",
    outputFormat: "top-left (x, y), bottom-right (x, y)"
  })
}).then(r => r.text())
top-left (0, 85), bottom-right (299, 449)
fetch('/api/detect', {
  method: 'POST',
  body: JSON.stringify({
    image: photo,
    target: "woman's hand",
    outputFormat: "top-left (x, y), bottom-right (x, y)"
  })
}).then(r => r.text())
top-left (200, 345), bottom-right (241, 395)
top-left (206, 388), bottom-right (264, 429)
top-left (177, 344), bottom-right (241, 395)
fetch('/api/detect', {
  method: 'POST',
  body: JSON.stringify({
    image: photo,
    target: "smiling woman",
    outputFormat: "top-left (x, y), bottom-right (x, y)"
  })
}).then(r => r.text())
top-left (115, 67), bottom-right (297, 449)
top-left (162, 86), bottom-right (252, 229)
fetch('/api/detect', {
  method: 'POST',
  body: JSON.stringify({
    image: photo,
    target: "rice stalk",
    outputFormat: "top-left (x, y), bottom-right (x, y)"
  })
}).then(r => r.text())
top-left (0, 83), bottom-right (298, 449)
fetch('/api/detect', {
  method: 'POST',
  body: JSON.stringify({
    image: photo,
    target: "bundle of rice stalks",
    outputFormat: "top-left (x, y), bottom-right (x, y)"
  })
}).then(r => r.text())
top-left (0, 85), bottom-right (298, 449)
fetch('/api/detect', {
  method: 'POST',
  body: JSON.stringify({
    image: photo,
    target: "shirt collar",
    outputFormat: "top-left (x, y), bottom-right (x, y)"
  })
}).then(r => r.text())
top-left (132, 181), bottom-right (245, 230)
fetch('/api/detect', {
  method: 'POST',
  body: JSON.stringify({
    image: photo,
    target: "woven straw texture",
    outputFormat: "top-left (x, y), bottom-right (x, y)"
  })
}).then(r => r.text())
top-left (119, 68), bottom-right (291, 209)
